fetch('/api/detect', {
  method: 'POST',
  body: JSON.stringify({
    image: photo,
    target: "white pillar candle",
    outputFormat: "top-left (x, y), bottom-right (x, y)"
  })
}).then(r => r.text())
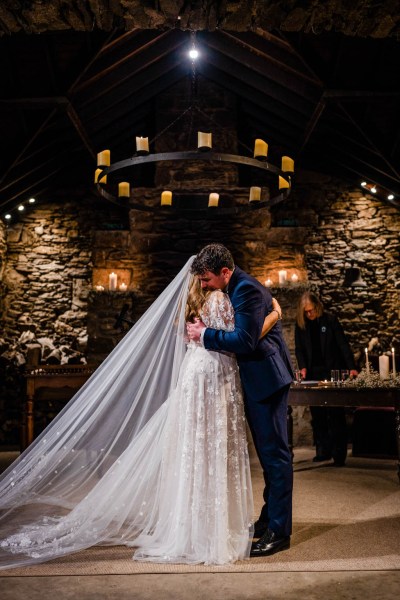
top-left (278, 270), bottom-right (287, 284)
top-left (279, 175), bottom-right (290, 190)
top-left (365, 348), bottom-right (370, 375)
top-left (94, 169), bottom-right (107, 184)
top-left (291, 273), bottom-right (299, 283)
top-left (109, 272), bottom-right (117, 291)
top-left (118, 182), bottom-right (130, 198)
top-left (97, 150), bottom-right (110, 167)
top-left (161, 190), bottom-right (172, 206)
top-left (392, 347), bottom-right (397, 378)
top-left (119, 283), bottom-right (127, 291)
top-left (136, 136), bottom-right (149, 154)
top-left (379, 354), bottom-right (389, 379)
top-left (264, 278), bottom-right (273, 287)
top-left (281, 156), bottom-right (294, 173)
top-left (249, 186), bottom-right (261, 202)
top-left (254, 139), bottom-right (268, 159)
top-left (208, 193), bottom-right (219, 208)
top-left (197, 131), bottom-right (212, 151)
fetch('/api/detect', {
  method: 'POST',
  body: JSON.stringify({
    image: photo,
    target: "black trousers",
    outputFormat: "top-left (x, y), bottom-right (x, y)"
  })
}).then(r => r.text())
top-left (310, 405), bottom-right (347, 464)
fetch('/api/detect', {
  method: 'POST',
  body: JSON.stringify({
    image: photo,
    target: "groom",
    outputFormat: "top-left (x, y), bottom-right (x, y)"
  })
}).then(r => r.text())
top-left (187, 243), bottom-right (294, 556)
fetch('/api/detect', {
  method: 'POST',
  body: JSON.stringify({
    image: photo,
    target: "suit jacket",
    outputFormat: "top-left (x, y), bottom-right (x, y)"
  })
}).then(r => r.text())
top-left (295, 313), bottom-right (356, 374)
top-left (203, 266), bottom-right (293, 402)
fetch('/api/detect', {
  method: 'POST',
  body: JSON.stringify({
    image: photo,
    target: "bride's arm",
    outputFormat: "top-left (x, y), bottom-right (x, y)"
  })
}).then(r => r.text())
top-left (260, 298), bottom-right (282, 339)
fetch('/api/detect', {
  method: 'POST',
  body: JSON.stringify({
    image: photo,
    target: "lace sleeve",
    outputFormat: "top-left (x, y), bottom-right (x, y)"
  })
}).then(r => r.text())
top-left (200, 291), bottom-right (235, 331)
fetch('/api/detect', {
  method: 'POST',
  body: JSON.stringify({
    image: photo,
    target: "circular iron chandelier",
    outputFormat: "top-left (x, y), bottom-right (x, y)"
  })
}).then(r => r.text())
top-left (94, 136), bottom-right (294, 215)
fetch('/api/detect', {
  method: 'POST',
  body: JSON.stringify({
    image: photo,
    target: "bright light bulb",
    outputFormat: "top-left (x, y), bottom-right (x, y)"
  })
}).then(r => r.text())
top-left (5, 214), bottom-right (11, 220)
top-left (189, 49), bottom-right (199, 60)
top-left (370, 186), bottom-right (377, 193)
top-left (388, 194), bottom-right (394, 200)
top-left (18, 204), bottom-right (25, 211)
top-left (360, 181), bottom-right (367, 187)
top-left (29, 197), bottom-right (36, 203)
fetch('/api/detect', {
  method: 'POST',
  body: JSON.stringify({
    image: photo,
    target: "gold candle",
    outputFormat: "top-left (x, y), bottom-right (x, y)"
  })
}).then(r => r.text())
top-left (118, 182), bottom-right (130, 198)
top-left (198, 131), bottom-right (212, 151)
top-left (161, 190), bottom-right (172, 206)
top-left (281, 156), bottom-right (294, 173)
top-left (279, 176), bottom-right (290, 190)
top-left (94, 169), bottom-right (107, 184)
top-left (249, 186), bottom-right (261, 202)
top-left (254, 139), bottom-right (268, 159)
top-left (208, 193), bottom-right (219, 208)
top-left (97, 150), bottom-right (110, 167)
top-left (136, 136), bottom-right (149, 154)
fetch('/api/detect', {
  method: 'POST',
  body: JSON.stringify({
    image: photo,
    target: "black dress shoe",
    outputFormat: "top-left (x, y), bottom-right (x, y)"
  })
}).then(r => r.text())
top-left (312, 454), bottom-right (332, 462)
top-left (253, 520), bottom-right (268, 538)
top-left (250, 528), bottom-right (290, 557)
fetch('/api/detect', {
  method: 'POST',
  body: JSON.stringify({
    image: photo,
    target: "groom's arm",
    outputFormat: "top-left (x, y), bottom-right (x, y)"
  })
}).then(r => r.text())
top-left (203, 282), bottom-right (265, 354)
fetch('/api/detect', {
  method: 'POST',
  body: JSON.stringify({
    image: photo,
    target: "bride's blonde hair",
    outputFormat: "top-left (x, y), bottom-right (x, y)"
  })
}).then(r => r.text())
top-left (185, 276), bottom-right (208, 322)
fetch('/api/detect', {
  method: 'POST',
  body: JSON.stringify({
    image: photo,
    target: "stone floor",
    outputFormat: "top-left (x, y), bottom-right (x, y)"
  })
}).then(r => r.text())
top-left (1, 450), bottom-right (399, 599)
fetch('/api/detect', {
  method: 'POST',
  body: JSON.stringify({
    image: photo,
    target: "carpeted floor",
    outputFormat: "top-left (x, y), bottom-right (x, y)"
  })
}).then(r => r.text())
top-left (0, 448), bottom-right (399, 576)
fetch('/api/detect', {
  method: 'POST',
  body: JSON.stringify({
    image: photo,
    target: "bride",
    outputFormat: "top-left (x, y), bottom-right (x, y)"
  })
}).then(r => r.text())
top-left (0, 256), bottom-right (280, 568)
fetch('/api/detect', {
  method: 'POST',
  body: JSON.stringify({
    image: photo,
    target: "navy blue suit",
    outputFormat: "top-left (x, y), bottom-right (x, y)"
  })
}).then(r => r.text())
top-left (203, 267), bottom-right (294, 537)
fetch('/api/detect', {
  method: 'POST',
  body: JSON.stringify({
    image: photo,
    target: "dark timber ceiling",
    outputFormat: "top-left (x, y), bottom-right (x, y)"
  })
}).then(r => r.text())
top-left (1, 1), bottom-right (400, 216)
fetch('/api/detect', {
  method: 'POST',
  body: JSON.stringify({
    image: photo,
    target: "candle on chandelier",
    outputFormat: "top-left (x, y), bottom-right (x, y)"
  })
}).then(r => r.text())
top-left (161, 190), bottom-right (172, 206)
top-left (208, 193), bottom-right (219, 208)
top-left (109, 272), bottom-right (117, 291)
top-left (254, 139), bottom-right (268, 159)
top-left (365, 348), bottom-right (370, 375)
top-left (198, 131), bottom-right (212, 151)
top-left (279, 176), bottom-right (290, 190)
top-left (379, 354), bottom-right (389, 379)
top-left (94, 169), bottom-right (107, 184)
top-left (278, 270), bottom-right (287, 285)
top-left (249, 186), bottom-right (261, 202)
top-left (118, 182), bottom-right (130, 198)
top-left (392, 347), bottom-right (397, 378)
top-left (136, 136), bottom-right (149, 154)
top-left (281, 156), bottom-right (294, 173)
top-left (97, 150), bottom-right (110, 167)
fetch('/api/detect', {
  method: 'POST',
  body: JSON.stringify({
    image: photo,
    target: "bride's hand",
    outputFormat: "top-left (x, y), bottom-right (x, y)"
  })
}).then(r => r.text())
top-left (186, 318), bottom-right (206, 342)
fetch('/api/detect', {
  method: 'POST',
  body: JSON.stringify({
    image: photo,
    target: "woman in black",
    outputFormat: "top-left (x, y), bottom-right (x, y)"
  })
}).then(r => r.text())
top-left (295, 292), bottom-right (358, 466)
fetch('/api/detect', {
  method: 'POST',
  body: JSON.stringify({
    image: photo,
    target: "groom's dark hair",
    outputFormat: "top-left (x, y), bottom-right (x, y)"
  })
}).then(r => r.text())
top-left (191, 243), bottom-right (234, 275)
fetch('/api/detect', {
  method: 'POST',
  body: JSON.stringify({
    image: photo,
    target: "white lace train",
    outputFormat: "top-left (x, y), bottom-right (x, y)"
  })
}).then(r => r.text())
top-left (0, 291), bottom-right (253, 566)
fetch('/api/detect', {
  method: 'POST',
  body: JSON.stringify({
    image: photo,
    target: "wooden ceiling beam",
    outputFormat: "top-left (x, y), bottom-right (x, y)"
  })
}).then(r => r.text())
top-left (307, 138), bottom-right (400, 186)
top-left (0, 97), bottom-right (69, 109)
top-left (0, 29), bottom-right (117, 193)
top-left (339, 103), bottom-right (400, 181)
top-left (66, 103), bottom-right (96, 159)
top-left (218, 30), bottom-right (322, 87)
top-left (324, 89), bottom-right (400, 101)
top-left (201, 32), bottom-right (321, 103)
top-left (202, 49), bottom-right (315, 117)
top-left (74, 30), bottom-right (182, 94)
top-left (79, 55), bottom-right (188, 125)
top-left (297, 96), bottom-right (326, 156)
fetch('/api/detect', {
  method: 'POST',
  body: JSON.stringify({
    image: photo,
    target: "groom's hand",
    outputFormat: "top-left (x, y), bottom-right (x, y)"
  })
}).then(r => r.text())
top-left (186, 318), bottom-right (206, 342)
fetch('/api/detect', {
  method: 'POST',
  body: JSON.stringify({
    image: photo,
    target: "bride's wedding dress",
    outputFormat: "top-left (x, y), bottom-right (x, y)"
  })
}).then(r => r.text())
top-left (0, 270), bottom-right (253, 566)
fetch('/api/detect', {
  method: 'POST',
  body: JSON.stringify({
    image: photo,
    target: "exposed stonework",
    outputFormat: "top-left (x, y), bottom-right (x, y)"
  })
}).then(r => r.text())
top-left (0, 1), bottom-right (398, 38)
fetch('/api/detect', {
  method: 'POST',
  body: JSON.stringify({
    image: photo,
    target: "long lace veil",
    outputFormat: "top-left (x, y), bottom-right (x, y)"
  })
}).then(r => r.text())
top-left (0, 256), bottom-right (195, 568)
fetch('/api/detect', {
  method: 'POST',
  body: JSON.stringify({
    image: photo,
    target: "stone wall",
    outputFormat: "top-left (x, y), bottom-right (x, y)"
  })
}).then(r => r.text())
top-left (1, 174), bottom-right (400, 447)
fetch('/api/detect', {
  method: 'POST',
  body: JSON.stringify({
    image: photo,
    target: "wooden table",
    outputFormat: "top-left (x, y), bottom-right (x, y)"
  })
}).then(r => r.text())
top-left (288, 384), bottom-right (400, 481)
top-left (23, 365), bottom-right (94, 450)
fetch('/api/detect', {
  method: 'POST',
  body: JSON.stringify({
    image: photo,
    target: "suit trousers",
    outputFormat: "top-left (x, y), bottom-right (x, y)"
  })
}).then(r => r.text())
top-left (244, 384), bottom-right (293, 537)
